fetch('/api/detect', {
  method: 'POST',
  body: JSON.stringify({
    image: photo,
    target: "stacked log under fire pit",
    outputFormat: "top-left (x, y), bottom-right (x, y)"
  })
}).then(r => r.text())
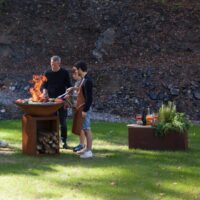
top-left (37, 131), bottom-right (59, 154)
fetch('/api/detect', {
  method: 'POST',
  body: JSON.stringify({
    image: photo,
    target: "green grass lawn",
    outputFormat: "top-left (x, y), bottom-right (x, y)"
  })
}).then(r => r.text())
top-left (0, 120), bottom-right (200, 200)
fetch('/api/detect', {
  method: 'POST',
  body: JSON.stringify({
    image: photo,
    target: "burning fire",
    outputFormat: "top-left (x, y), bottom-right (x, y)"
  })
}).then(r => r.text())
top-left (16, 74), bottom-right (64, 105)
top-left (29, 75), bottom-right (47, 102)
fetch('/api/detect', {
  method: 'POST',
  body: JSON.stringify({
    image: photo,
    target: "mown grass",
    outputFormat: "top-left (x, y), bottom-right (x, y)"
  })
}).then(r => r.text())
top-left (0, 120), bottom-right (200, 200)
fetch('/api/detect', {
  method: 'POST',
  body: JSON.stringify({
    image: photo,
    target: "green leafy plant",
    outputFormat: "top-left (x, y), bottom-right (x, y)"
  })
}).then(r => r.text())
top-left (158, 101), bottom-right (176, 123)
top-left (155, 102), bottom-right (191, 136)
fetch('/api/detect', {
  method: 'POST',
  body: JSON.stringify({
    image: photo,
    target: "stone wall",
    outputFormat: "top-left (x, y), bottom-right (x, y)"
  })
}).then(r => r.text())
top-left (0, 0), bottom-right (200, 120)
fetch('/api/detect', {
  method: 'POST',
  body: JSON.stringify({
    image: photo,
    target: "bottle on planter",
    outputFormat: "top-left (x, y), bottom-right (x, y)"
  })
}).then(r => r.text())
top-left (142, 108), bottom-right (147, 126)
top-left (146, 107), bottom-right (153, 125)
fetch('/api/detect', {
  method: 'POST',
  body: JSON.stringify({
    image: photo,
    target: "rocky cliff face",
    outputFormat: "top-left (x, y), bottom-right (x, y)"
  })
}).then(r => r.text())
top-left (0, 0), bottom-right (200, 119)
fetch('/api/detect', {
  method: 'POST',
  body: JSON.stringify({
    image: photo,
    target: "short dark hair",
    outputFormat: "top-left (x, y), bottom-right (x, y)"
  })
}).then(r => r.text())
top-left (74, 61), bottom-right (87, 72)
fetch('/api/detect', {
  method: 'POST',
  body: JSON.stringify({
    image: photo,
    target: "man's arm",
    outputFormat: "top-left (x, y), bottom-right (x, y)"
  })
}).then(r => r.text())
top-left (64, 71), bottom-right (72, 92)
top-left (83, 79), bottom-right (93, 113)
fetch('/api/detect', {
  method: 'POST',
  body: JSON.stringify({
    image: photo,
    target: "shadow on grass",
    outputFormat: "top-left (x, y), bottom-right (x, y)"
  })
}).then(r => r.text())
top-left (0, 147), bottom-right (200, 199)
top-left (54, 168), bottom-right (197, 200)
top-left (1, 146), bottom-right (200, 175)
top-left (54, 147), bottom-right (200, 199)
top-left (0, 121), bottom-right (200, 199)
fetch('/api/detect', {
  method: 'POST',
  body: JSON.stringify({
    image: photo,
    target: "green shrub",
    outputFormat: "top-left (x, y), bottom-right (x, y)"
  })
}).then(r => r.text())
top-left (158, 101), bottom-right (176, 123)
top-left (155, 102), bottom-right (191, 136)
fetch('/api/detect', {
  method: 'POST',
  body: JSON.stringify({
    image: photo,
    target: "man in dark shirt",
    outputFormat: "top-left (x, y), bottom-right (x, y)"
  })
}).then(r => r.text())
top-left (75, 61), bottom-right (93, 158)
top-left (43, 55), bottom-right (71, 148)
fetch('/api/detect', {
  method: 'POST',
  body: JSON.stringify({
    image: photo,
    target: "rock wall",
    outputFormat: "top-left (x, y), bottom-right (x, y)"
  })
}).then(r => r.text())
top-left (0, 0), bottom-right (200, 120)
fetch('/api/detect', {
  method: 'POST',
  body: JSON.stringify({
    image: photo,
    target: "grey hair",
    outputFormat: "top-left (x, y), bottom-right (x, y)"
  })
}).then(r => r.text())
top-left (51, 55), bottom-right (61, 63)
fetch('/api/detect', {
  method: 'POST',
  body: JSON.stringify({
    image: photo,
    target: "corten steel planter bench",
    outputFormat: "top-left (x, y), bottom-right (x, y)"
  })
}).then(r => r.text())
top-left (128, 124), bottom-right (188, 150)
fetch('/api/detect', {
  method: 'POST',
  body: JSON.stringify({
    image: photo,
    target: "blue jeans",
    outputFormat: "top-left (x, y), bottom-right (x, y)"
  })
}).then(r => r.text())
top-left (83, 109), bottom-right (91, 130)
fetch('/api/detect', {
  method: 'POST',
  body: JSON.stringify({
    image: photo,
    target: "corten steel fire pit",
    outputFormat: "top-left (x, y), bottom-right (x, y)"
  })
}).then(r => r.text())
top-left (15, 101), bottom-right (64, 156)
top-left (15, 74), bottom-right (65, 156)
top-left (15, 101), bottom-right (64, 117)
top-left (22, 115), bottom-right (60, 155)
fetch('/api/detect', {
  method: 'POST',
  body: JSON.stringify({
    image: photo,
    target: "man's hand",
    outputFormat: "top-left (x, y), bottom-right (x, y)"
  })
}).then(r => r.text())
top-left (66, 87), bottom-right (74, 93)
top-left (73, 87), bottom-right (79, 91)
top-left (82, 111), bottom-right (87, 118)
top-left (64, 94), bottom-right (70, 100)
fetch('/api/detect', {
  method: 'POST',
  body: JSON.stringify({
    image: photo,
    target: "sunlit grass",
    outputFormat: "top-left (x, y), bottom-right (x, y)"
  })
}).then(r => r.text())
top-left (0, 120), bottom-right (200, 200)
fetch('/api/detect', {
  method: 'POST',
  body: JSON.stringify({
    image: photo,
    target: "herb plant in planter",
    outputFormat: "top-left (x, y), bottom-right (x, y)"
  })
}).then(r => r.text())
top-left (156, 102), bottom-right (191, 137)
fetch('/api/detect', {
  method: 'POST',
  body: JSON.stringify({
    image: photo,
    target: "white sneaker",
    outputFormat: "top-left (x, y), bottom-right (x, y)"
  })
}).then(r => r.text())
top-left (0, 141), bottom-right (8, 148)
top-left (77, 148), bottom-right (86, 155)
top-left (80, 150), bottom-right (93, 158)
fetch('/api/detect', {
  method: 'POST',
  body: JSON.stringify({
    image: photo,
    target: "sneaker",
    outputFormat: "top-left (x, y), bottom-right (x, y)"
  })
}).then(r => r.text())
top-left (77, 149), bottom-right (86, 155)
top-left (80, 150), bottom-right (93, 158)
top-left (0, 141), bottom-right (8, 148)
top-left (73, 144), bottom-right (85, 152)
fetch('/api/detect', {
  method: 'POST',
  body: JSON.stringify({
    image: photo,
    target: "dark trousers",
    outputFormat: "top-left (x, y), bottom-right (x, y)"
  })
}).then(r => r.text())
top-left (58, 106), bottom-right (68, 143)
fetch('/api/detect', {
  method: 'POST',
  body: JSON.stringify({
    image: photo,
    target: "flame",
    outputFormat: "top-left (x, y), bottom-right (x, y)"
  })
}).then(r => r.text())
top-left (29, 75), bottom-right (47, 102)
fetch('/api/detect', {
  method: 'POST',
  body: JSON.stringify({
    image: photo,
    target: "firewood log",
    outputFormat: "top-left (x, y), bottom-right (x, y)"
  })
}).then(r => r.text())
top-left (37, 131), bottom-right (59, 154)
